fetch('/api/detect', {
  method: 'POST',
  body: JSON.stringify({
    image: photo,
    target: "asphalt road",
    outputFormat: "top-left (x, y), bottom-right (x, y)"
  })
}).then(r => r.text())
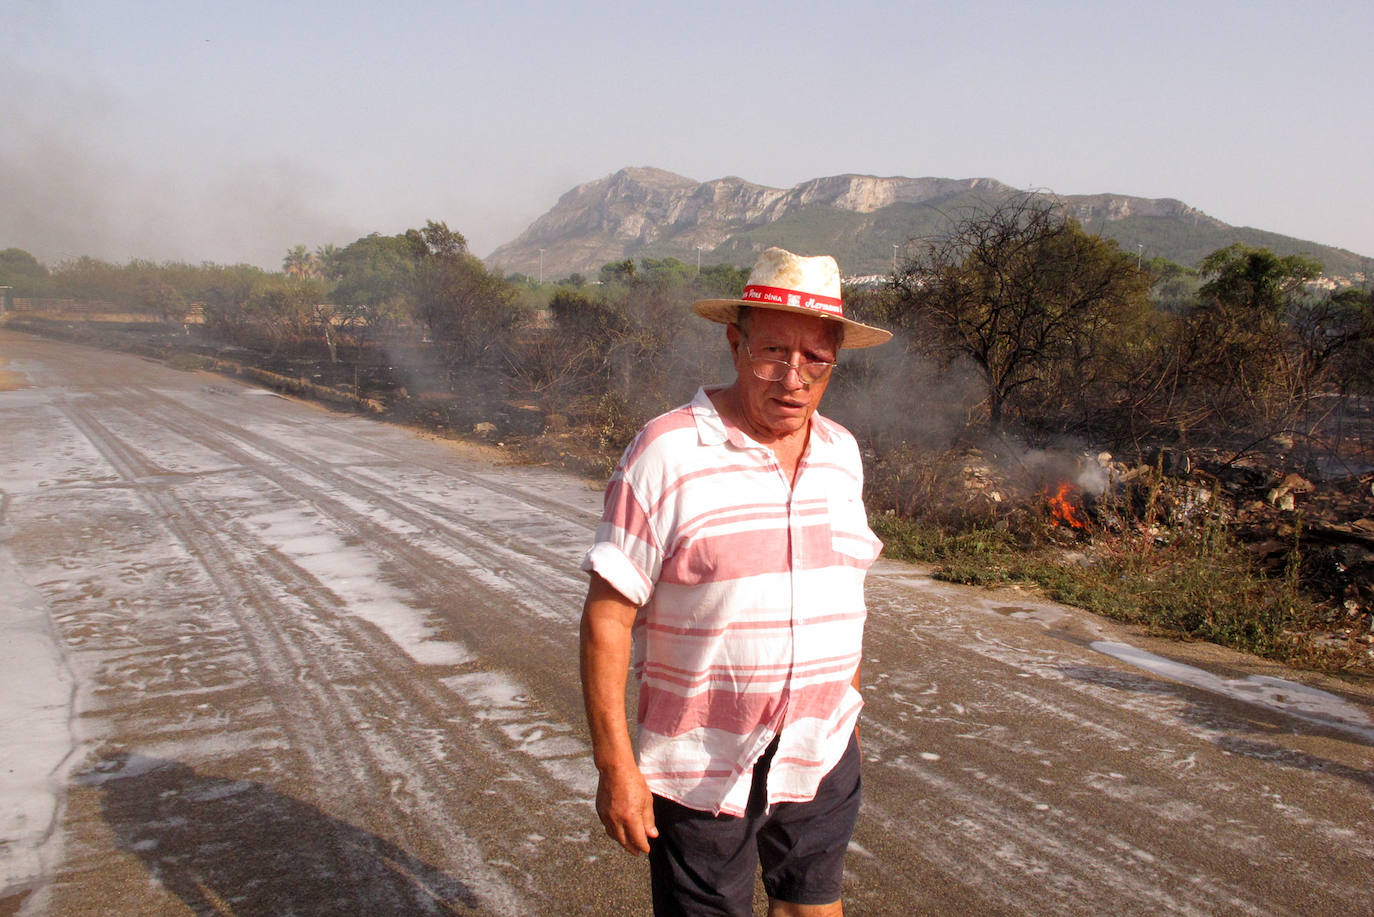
top-left (1, 330), bottom-right (1371, 916)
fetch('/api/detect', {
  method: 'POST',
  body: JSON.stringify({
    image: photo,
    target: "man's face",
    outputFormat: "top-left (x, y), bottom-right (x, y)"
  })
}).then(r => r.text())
top-left (727, 308), bottom-right (840, 441)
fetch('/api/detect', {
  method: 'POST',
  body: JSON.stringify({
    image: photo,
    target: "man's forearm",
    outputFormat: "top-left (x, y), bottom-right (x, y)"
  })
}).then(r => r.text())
top-left (580, 573), bottom-right (658, 854)
top-left (579, 573), bottom-right (640, 771)
top-left (580, 612), bottom-right (636, 770)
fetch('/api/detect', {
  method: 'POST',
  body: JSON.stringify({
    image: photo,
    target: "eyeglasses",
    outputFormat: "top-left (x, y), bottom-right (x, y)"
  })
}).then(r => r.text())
top-left (742, 341), bottom-right (836, 384)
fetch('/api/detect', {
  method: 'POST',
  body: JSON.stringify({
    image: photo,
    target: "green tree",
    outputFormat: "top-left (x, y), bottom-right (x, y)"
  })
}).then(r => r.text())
top-left (1144, 255), bottom-right (1199, 314)
top-left (0, 248), bottom-right (52, 296)
top-left (695, 263), bottom-right (750, 298)
top-left (49, 256), bottom-right (133, 306)
top-left (405, 220), bottom-right (467, 259)
top-left (197, 264), bottom-right (275, 344)
top-left (598, 259), bottom-right (636, 285)
top-left (408, 222), bottom-right (521, 379)
top-left (636, 257), bottom-right (695, 288)
top-left (140, 277), bottom-right (188, 321)
top-left (244, 275), bottom-right (327, 356)
top-left (1197, 244), bottom-right (1321, 320)
top-left (1162, 244), bottom-right (1328, 437)
top-left (193, 264), bottom-right (268, 323)
top-left (329, 233), bottom-right (418, 318)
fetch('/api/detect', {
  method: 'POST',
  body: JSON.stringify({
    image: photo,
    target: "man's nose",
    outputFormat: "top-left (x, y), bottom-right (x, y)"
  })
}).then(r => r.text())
top-left (779, 362), bottom-right (807, 390)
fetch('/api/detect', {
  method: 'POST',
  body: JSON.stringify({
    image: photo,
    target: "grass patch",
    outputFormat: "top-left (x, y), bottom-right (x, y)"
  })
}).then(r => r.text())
top-left (165, 352), bottom-right (210, 372)
top-left (870, 512), bottom-right (1352, 673)
top-left (869, 517), bottom-right (1026, 587)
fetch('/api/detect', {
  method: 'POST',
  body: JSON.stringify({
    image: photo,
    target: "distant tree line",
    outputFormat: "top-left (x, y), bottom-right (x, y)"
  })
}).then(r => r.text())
top-left (3, 202), bottom-right (1371, 479)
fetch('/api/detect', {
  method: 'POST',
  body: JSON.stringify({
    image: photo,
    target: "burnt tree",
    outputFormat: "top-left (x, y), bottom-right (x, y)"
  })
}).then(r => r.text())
top-left (891, 195), bottom-right (1151, 431)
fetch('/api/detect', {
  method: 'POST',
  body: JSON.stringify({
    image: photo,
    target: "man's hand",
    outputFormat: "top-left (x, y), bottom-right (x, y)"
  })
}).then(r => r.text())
top-left (595, 762), bottom-right (659, 855)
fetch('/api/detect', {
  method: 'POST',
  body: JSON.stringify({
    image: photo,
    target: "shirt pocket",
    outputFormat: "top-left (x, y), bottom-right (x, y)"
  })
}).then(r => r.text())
top-left (827, 494), bottom-right (882, 566)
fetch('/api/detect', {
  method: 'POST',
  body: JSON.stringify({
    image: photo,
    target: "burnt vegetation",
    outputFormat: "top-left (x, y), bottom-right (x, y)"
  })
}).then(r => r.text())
top-left (3, 199), bottom-right (1372, 673)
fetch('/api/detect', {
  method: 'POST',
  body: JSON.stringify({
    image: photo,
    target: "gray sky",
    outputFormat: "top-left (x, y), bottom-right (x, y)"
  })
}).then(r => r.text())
top-left (3, 0), bottom-right (1370, 270)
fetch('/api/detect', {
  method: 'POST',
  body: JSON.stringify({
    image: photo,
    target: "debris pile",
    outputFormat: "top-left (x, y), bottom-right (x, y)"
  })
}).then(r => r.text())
top-left (1100, 453), bottom-right (1372, 646)
top-left (910, 443), bottom-right (1374, 651)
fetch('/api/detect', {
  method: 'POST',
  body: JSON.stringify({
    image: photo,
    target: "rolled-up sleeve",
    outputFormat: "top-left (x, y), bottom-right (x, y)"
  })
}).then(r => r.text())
top-left (581, 541), bottom-right (654, 607)
top-left (581, 464), bottom-right (663, 607)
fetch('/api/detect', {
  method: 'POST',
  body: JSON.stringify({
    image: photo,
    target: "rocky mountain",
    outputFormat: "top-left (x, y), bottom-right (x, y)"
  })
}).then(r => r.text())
top-left (485, 167), bottom-right (1369, 282)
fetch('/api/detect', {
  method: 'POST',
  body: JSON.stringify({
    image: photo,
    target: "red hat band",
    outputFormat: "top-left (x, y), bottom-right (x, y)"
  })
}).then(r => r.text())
top-left (740, 284), bottom-right (844, 318)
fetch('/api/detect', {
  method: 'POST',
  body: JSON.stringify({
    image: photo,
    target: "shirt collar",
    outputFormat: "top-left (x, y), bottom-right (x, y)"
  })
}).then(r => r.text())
top-left (690, 386), bottom-right (732, 446)
top-left (690, 385), bottom-right (838, 451)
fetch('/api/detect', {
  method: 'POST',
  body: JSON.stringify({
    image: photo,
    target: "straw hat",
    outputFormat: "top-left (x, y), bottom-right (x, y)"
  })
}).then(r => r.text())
top-left (692, 247), bottom-right (892, 348)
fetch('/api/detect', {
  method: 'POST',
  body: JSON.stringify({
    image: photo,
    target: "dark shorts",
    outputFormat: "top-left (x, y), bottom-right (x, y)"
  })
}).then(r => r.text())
top-left (648, 733), bottom-right (861, 917)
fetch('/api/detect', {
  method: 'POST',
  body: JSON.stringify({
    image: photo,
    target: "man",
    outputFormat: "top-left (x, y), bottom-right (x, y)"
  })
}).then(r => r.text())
top-left (580, 247), bottom-right (891, 916)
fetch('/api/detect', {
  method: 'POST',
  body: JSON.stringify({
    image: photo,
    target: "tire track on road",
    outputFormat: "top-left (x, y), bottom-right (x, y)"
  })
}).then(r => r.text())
top-left (131, 386), bottom-right (588, 620)
top-left (86, 384), bottom-right (643, 911)
top-left (57, 397), bottom-right (533, 913)
top-left (121, 386), bottom-right (596, 725)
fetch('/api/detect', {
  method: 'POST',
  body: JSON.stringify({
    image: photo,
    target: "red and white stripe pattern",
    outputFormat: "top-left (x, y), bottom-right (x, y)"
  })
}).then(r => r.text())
top-left (583, 387), bottom-right (882, 816)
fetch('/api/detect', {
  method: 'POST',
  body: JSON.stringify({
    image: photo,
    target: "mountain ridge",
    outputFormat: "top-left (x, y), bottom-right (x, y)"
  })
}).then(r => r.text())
top-left (486, 168), bottom-right (1368, 282)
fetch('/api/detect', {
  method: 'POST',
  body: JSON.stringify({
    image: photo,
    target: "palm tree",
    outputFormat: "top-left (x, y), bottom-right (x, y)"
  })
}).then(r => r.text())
top-left (283, 245), bottom-right (316, 279)
top-left (314, 243), bottom-right (339, 281)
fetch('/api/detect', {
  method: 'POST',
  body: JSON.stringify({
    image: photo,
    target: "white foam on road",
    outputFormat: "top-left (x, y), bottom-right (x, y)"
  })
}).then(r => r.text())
top-left (0, 539), bottom-right (75, 895)
top-left (442, 671), bottom-right (597, 797)
top-left (1092, 641), bottom-right (1374, 742)
top-left (247, 507), bottom-right (473, 667)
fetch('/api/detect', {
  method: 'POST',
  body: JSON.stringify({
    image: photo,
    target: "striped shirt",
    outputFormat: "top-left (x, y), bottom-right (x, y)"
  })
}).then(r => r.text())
top-left (582, 386), bottom-right (882, 816)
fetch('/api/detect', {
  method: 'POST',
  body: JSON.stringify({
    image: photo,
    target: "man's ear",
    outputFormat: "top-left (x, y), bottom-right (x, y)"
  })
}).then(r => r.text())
top-left (725, 322), bottom-right (742, 357)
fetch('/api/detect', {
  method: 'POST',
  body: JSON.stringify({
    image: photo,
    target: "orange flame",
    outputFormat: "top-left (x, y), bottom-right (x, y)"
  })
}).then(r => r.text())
top-left (1046, 482), bottom-right (1089, 529)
